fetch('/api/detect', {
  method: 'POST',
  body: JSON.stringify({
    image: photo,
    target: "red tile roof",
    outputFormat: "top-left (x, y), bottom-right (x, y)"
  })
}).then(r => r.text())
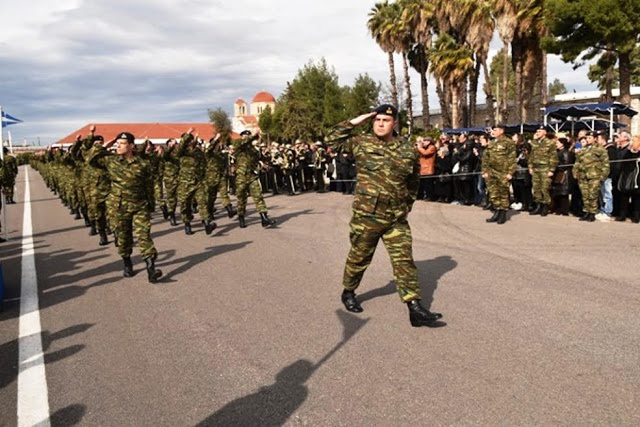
top-left (57, 123), bottom-right (239, 144)
top-left (235, 98), bottom-right (246, 105)
top-left (251, 91), bottom-right (276, 103)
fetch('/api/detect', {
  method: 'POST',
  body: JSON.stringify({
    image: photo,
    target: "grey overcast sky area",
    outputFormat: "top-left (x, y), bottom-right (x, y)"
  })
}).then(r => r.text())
top-left (1, 0), bottom-right (597, 145)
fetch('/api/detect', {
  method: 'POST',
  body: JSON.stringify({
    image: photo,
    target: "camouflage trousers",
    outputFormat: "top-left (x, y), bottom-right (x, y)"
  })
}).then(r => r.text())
top-left (207, 174), bottom-right (232, 210)
top-left (154, 179), bottom-right (164, 208)
top-left (179, 181), bottom-right (209, 223)
top-left (486, 174), bottom-right (511, 210)
top-left (4, 177), bottom-right (15, 198)
top-left (115, 206), bottom-right (157, 260)
top-left (344, 213), bottom-right (420, 303)
top-left (90, 191), bottom-right (108, 231)
top-left (236, 175), bottom-right (267, 216)
top-left (578, 178), bottom-right (601, 214)
top-left (164, 177), bottom-right (179, 213)
top-left (531, 169), bottom-right (552, 204)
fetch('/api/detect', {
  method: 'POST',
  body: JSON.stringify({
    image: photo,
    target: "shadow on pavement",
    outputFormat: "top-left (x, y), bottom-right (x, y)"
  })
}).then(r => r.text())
top-left (197, 310), bottom-right (369, 426)
top-left (159, 241), bottom-right (252, 282)
top-left (0, 323), bottom-right (94, 391)
top-left (50, 404), bottom-right (87, 426)
top-left (358, 255), bottom-right (457, 309)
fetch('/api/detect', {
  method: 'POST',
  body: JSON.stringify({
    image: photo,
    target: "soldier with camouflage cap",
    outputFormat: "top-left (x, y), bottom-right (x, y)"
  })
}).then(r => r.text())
top-left (87, 132), bottom-right (162, 283)
top-left (325, 104), bottom-right (445, 328)
top-left (232, 130), bottom-right (276, 228)
top-left (528, 126), bottom-right (558, 216)
top-left (573, 131), bottom-right (610, 222)
top-left (482, 124), bottom-right (516, 224)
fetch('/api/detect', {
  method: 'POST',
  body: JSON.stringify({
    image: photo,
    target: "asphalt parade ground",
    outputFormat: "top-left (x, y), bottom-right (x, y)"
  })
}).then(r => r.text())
top-left (1, 165), bottom-right (639, 426)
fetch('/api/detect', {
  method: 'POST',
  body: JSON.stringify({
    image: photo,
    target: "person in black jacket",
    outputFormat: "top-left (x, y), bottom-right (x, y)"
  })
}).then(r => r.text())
top-left (512, 135), bottom-right (532, 211)
top-left (551, 136), bottom-right (574, 215)
top-left (434, 145), bottom-right (453, 202)
top-left (456, 138), bottom-right (477, 205)
top-left (615, 133), bottom-right (640, 223)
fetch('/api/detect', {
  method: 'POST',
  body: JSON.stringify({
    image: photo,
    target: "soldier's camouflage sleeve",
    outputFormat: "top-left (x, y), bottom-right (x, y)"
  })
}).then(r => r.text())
top-left (176, 133), bottom-right (194, 157)
top-left (87, 144), bottom-right (110, 169)
top-left (324, 121), bottom-right (356, 154)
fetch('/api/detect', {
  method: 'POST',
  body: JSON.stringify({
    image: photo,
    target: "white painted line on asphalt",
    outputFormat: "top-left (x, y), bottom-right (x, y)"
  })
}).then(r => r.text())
top-left (17, 168), bottom-right (51, 427)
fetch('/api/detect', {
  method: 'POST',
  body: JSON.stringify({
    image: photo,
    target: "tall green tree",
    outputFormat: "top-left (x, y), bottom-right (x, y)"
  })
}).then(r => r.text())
top-left (544, 0), bottom-right (640, 120)
top-left (258, 105), bottom-right (275, 140)
top-left (547, 78), bottom-right (567, 97)
top-left (208, 107), bottom-right (232, 141)
top-left (344, 73), bottom-right (381, 118)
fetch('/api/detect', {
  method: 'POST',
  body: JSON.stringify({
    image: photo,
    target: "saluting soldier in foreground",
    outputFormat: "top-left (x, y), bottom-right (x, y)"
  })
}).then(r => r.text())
top-left (325, 105), bottom-right (445, 328)
top-left (483, 124), bottom-right (516, 224)
top-left (88, 132), bottom-right (162, 283)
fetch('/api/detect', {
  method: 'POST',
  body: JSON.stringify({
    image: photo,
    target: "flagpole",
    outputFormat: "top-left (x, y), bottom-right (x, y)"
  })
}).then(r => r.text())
top-left (0, 106), bottom-right (7, 241)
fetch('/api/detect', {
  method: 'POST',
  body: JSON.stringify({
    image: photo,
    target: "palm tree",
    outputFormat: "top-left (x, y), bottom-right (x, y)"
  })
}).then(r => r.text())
top-left (368, 2), bottom-right (399, 109)
top-left (402, 0), bottom-right (436, 129)
top-left (428, 33), bottom-right (474, 128)
top-left (491, 0), bottom-right (517, 122)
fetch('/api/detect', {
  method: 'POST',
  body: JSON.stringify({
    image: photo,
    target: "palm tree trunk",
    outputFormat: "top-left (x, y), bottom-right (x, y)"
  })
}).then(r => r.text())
top-left (451, 83), bottom-right (460, 129)
top-left (461, 76), bottom-right (469, 128)
top-left (469, 59), bottom-right (481, 126)
top-left (388, 52), bottom-right (399, 109)
top-left (513, 41), bottom-right (523, 123)
top-left (402, 52), bottom-right (413, 135)
top-left (420, 70), bottom-right (430, 129)
top-left (482, 57), bottom-right (495, 126)
top-left (501, 41), bottom-right (510, 122)
top-left (436, 76), bottom-right (451, 129)
top-left (541, 50), bottom-right (548, 119)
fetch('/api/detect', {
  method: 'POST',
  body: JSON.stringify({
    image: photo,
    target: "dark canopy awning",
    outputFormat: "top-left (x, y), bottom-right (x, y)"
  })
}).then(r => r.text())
top-left (544, 102), bottom-right (638, 120)
top-left (441, 127), bottom-right (488, 135)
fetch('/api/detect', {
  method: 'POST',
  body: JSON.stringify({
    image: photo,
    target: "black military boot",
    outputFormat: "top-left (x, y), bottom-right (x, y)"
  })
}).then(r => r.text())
top-left (497, 209), bottom-right (508, 224)
top-left (145, 256), bottom-right (162, 284)
top-left (169, 212), bottom-right (178, 226)
top-left (89, 221), bottom-right (98, 236)
top-left (123, 257), bottom-right (134, 278)
top-left (586, 213), bottom-right (596, 222)
top-left (341, 290), bottom-right (363, 313)
top-left (184, 222), bottom-right (194, 235)
top-left (74, 208), bottom-right (82, 220)
top-left (161, 204), bottom-right (169, 220)
top-left (486, 210), bottom-right (499, 223)
top-left (98, 229), bottom-right (109, 246)
top-left (203, 220), bottom-right (217, 235)
top-left (540, 204), bottom-right (549, 217)
top-left (579, 212), bottom-right (590, 221)
top-left (260, 212), bottom-right (276, 228)
top-left (407, 300), bottom-right (445, 328)
top-left (529, 203), bottom-right (541, 215)
top-left (238, 215), bottom-right (247, 228)
top-left (225, 205), bottom-right (237, 218)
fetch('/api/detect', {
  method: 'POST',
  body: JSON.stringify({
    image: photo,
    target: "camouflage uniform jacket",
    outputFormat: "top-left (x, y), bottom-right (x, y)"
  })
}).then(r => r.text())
top-left (529, 137), bottom-right (558, 170)
top-left (4, 155), bottom-right (18, 177)
top-left (573, 144), bottom-right (610, 181)
top-left (482, 137), bottom-right (517, 177)
top-left (88, 145), bottom-right (154, 210)
top-left (232, 136), bottom-right (260, 177)
top-left (325, 121), bottom-right (420, 217)
top-left (204, 144), bottom-right (226, 181)
top-left (162, 145), bottom-right (181, 178)
top-left (176, 134), bottom-right (205, 184)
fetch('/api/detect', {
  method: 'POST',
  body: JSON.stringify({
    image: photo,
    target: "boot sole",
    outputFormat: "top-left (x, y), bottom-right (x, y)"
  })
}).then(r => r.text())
top-left (411, 319), bottom-right (447, 328)
top-left (148, 270), bottom-right (163, 283)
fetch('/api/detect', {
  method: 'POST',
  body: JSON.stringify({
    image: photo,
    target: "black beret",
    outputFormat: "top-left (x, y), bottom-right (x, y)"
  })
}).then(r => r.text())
top-left (492, 123), bottom-right (506, 129)
top-left (373, 104), bottom-right (398, 119)
top-left (117, 132), bottom-right (135, 143)
top-left (585, 131), bottom-right (596, 137)
top-left (537, 125), bottom-right (547, 131)
top-left (94, 135), bottom-right (104, 142)
top-left (240, 130), bottom-right (252, 136)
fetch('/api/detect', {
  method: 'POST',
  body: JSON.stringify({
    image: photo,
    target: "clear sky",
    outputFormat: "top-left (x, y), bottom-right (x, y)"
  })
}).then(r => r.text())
top-left (0, 0), bottom-right (597, 145)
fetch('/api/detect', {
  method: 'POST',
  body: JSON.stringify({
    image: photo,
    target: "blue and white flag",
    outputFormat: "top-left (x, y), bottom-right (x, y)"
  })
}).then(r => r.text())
top-left (1, 111), bottom-right (23, 128)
